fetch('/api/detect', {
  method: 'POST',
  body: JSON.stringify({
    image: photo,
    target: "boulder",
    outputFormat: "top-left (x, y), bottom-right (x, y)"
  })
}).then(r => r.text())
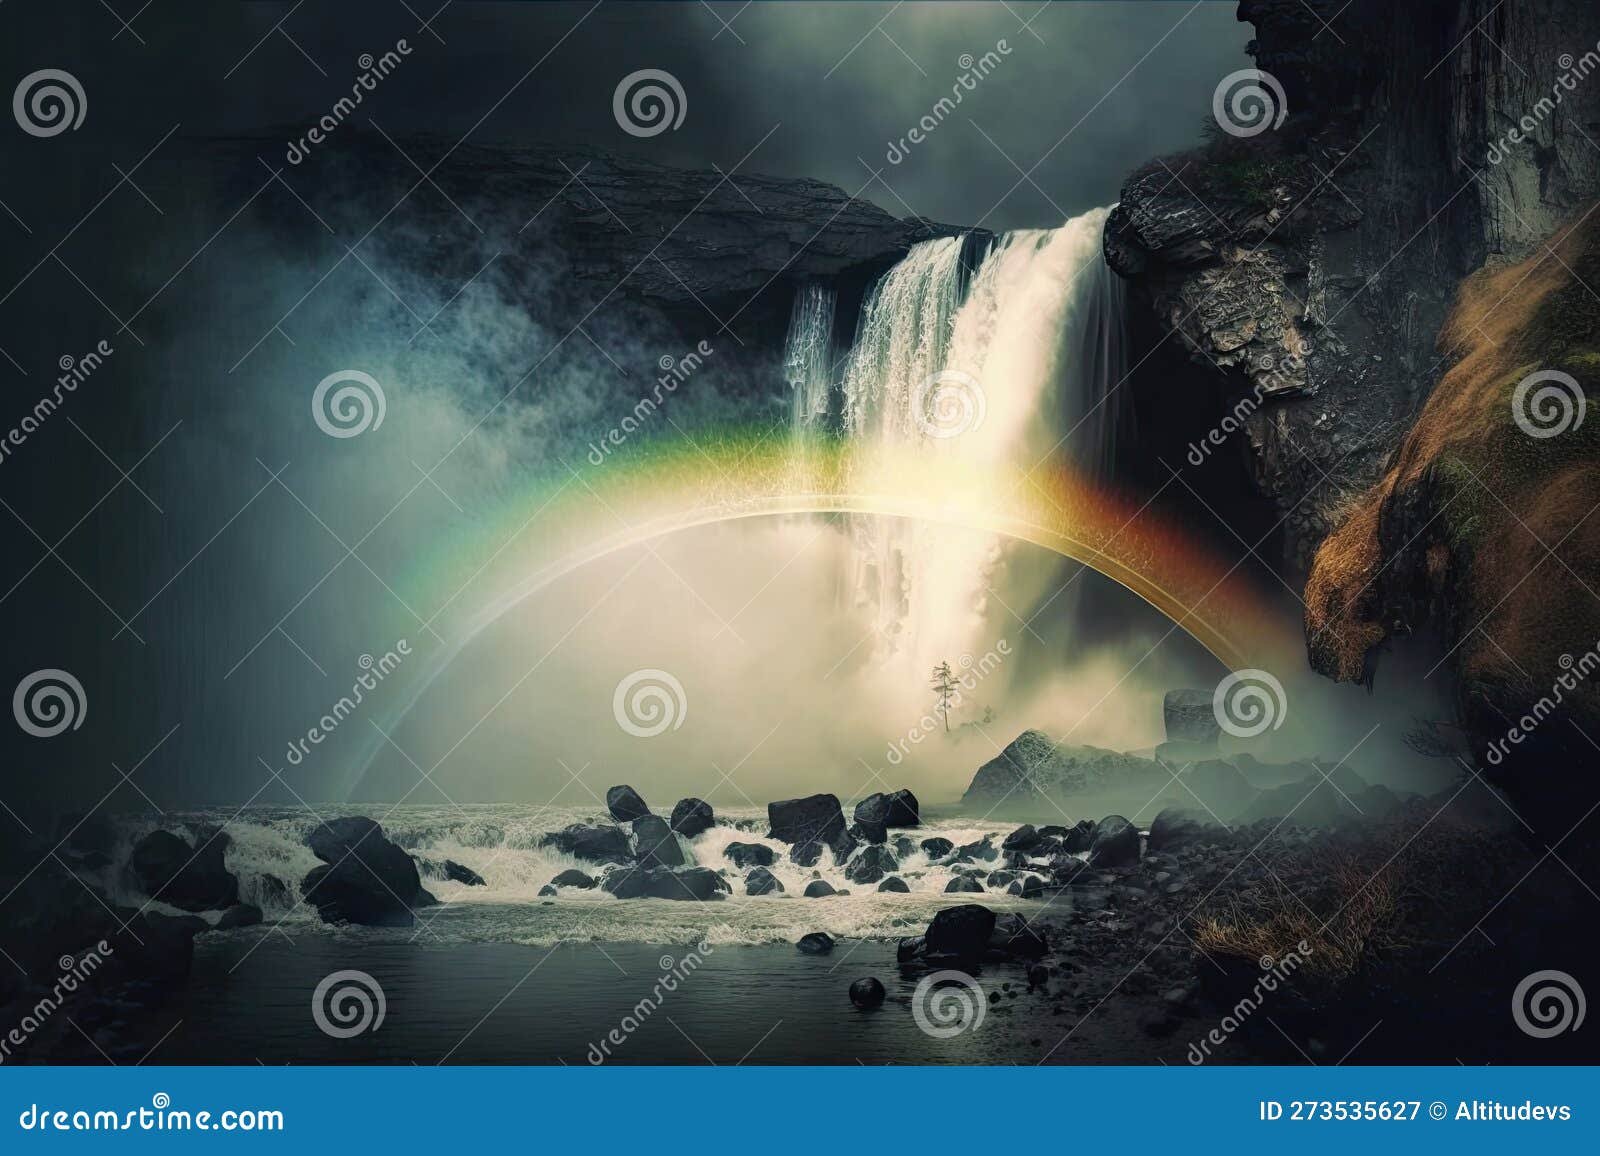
top-left (302, 862), bottom-right (415, 927)
top-left (538, 884), bottom-right (558, 897)
top-left (1088, 815), bottom-right (1140, 868)
top-left (303, 817), bottom-right (430, 923)
top-left (604, 865), bottom-right (728, 901)
top-left (550, 869), bottom-right (597, 889)
top-left (1163, 688), bottom-right (1220, 744)
top-left (746, 866), bottom-right (784, 895)
top-left (632, 814), bottom-right (687, 868)
top-left (417, 857), bottom-right (487, 886)
top-left (1006, 875), bottom-right (1044, 898)
top-left (256, 874), bottom-right (291, 909)
top-left (803, 879), bottom-right (838, 898)
top-left (128, 829), bottom-right (239, 912)
top-left (963, 731), bottom-right (1166, 804)
top-left (853, 789), bottom-right (921, 842)
top-left (986, 870), bottom-right (1018, 888)
top-left (669, 797), bottom-right (715, 837)
top-left (945, 876), bottom-right (984, 893)
top-left (1061, 820), bottom-right (1097, 852)
top-left (1147, 807), bottom-right (1214, 851)
top-left (789, 841), bottom-right (823, 868)
top-left (539, 822), bottom-right (632, 865)
top-left (1001, 824), bottom-right (1042, 852)
top-left (844, 844), bottom-right (898, 885)
top-left (768, 794), bottom-right (853, 861)
top-left (212, 903), bottom-right (263, 930)
top-left (1179, 759), bottom-right (1261, 820)
top-left (606, 785), bottom-right (651, 822)
top-left (925, 904), bottom-right (996, 961)
top-left (954, 836), bottom-right (998, 863)
top-left (849, 977), bottom-right (886, 1008)
top-left (724, 841), bottom-right (776, 868)
top-left (796, 932), bottom-right (834, 954)
top-left (989, 912), bottom-right (1047, 957)
top-left (892, 834), bottom-right (917, 858)
top-left (877, 875), bottom-right (910, 893)
top-left (919, 837), bottom-right (955, 859)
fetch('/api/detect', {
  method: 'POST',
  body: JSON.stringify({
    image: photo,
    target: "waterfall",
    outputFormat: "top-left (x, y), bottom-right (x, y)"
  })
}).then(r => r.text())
top-left (780, 207), bottom-right (1126, 675)
top-left (782, 282), bottom-right (837, 430)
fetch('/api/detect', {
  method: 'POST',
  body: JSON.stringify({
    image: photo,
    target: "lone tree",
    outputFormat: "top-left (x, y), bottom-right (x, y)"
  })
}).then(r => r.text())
top-left (930, 661), bottom-right (958, 731)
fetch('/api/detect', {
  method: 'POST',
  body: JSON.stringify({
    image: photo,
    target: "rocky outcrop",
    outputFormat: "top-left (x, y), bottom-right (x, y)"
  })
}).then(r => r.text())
top-left (768, 794), bottom-right (855, 863)
top-left (128, 829), bottom-right (239, 912)
top-left (962, 730), bottom-right (1166, 805)
top-left (1305, 210), bottom-right (1600, 834)
top-left (1105, 0), bottom-right (1600, 571)
top-left (1088, 815), bottom-right (1141, 868)
top-left (539, 822), bottom-right (632, 865)
top-left (603, 865), bottom-right (729, 901)
top-left (632, 814), bottom-right (687, 869)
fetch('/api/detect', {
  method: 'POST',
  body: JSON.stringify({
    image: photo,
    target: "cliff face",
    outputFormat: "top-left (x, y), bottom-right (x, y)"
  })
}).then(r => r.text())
top-left (1105, 0), bottom-right (1600, 571)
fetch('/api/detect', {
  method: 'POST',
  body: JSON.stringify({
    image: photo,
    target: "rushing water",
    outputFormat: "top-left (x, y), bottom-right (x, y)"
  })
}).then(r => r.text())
top-left (784, 209), bottom-right (1128, 674)
top-left (101, 804), bottom-right (1055, 946)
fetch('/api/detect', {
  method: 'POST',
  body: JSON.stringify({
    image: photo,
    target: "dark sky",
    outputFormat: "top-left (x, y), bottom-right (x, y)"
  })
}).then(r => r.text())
top-left (9, 1), bottom-right (1252, 231)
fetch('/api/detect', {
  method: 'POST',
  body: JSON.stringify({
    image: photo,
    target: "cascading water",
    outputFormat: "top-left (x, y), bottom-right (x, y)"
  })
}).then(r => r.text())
top-left (782, 282), bottom-right (837, 432)
top-left (782, 207), bottom-right (1127, 680)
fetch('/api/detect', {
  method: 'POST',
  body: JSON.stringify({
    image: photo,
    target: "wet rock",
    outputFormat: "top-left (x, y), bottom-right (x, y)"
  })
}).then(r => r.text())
top-left (1007, 875), bottom-right (1044, 898)
top-left (1163, 689), bottom-right (1220, 745)
top-left (416, 857), bottom-right (487, 886)
top-left (1088, 815), bottom-right (1140, 868)
top-left (877, 875), bottom-right (909, 893)
top-left (604, 865), bottom-right (729, 901)
top-left (797, 932), bottom-right (835, 954)
top-left (302, 818), bottom-right (428, 926)
top-left (954, 836), bottom-right (998, 863)
top-left (1148, 807), bottom-right (1214, 851)
top-left (854, 791), bottom-right (920, 842)
top-left (990, 912), bottom-right (1048, 957)
top-left (789, 841), bottom-right (824, 868)
top-left (803, 880), bottom-right (838, 898)
top-left (1002, 824), bottom-right (1042, 852)
top-left (768, 794), bottom-right (854, 861)
top-left (669, 797), bottom-right (715, 837)
top-left (212, 903), bottom-right (263, 930)
top-left (987, 869), bottom-right (1018, 888)
top-left (844, 844), bottom-right (898, 885)
top-left (256, 874), bottom-right (291, 909)
top-left (539, 822), bottom-right (632, 865)
top-left (746, 866), bottom-right (784, 895)
top-left (538, 884), bottom-right (557, 897)
top-left (896, 935), bottom-right (926, 962)
top-left (919, 837), bottom-right (955, 859)
top-left (925, 904), bottom-right (996, 962)
top-left (892, 834), bottom-right (917, 859)
top-left (725, 841), bottom-right (776, 868)
top-left (1061, 820), bottom-right (1097, 853)
top-left (849, 977), bottom-right (886, 1008)
top-left (550, 869), bottom-right (597, 889)
top-left (945, 876), bottom-right (984, 893)
top-left (128, 829), bottom-right (239, 912)
top-left (632, 814), bottom-right (687, 869)
top-left (606, 785), bottom-right (651, 822)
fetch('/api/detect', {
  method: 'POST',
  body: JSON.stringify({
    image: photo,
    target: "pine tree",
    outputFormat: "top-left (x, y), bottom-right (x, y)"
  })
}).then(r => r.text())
top-left (930, 661), bottom-right (957, 731)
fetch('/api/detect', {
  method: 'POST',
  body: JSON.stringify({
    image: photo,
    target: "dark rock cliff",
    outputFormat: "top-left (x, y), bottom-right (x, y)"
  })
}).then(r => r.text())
top-left (1104, 0), bottom-right (1600, 572)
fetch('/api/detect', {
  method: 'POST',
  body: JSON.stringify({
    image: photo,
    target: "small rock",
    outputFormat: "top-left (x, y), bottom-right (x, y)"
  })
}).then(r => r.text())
top-left (796, 932), bottom-right (835, 954)
top-left (849, 977), bottom-right (886, 1008)
top-left (877, 875), bottom-right (910, 893)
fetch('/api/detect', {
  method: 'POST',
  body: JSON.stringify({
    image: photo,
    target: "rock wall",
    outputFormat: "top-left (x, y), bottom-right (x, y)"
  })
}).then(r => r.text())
top-left (1105, 0), bottom-right (1600, 571)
